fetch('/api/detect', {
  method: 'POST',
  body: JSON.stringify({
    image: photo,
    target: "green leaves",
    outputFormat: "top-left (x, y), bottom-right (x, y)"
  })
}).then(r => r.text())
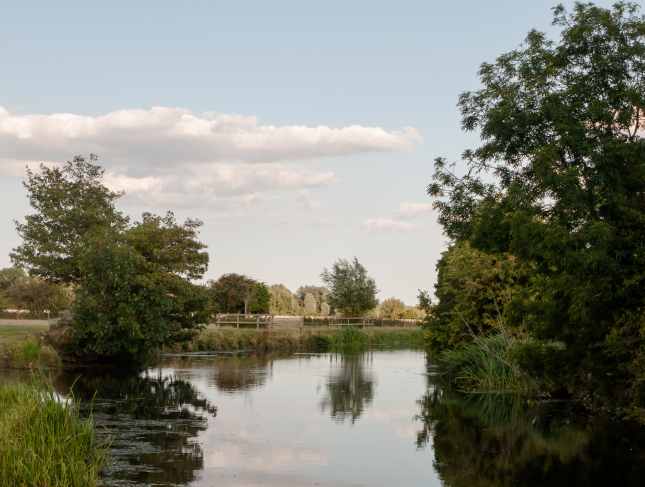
top-left (321, 258), bottom-right (378, 317)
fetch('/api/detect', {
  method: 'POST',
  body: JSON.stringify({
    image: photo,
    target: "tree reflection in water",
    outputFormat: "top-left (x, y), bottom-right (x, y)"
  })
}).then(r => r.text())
top-left (416, 359), bottom-right (645, 487)
top-left (56, 371), bottom-right (217, 487)
top-left (321, 353), bottom-right (375, 423)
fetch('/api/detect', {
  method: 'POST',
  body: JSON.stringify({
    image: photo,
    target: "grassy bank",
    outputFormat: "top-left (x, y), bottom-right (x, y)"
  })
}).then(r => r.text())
top-left (169, 326), bottom-right (425, 354)
top-left (0, 382), bottom-right (105, 487)
top-left (435, 333), bottom-right (565, 396)
top-left (0, 324), bottom-right (61, 369)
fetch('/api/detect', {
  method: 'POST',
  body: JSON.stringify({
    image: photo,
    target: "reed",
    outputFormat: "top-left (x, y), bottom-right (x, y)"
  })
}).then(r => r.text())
top-left (436, 333), bottom-right (539, 394)
top-left (0, 382), bottom-right (106, 487)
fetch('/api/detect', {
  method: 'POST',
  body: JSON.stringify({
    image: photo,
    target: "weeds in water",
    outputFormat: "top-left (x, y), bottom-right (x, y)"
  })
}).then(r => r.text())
top-left (437, 333), bottom-right (540, 394)
top-left (0, 381), bottom-right (106, 487)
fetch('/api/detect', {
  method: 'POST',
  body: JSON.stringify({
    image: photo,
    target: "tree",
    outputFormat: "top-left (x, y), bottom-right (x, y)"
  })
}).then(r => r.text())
top-left (321, 258), bottom-right (378, 316)
top-left (269, 284), bottom-right (298, 315)
top-left (428, 3), bottom-right (645, 407)
top-left (11, 157), bottom-right (212, 364)
top-left (208, 274), bottom-right (269, 314)
top-left (12, 155), bottom-right (127, 284)
top-left (5, 277), bottom-right (72, 317)
top-left (0, 267), bottom-right (27, 293)
top-left (320, 302), bottom-right (331, 317)
top-left (303, 293), bottom-right (317, 315)
top-left (72, 225), bottom-right (210, 364)
top-left (295, 285), bottom-right (329, 314)
top-left (380, 298), bottom-right (406, 320)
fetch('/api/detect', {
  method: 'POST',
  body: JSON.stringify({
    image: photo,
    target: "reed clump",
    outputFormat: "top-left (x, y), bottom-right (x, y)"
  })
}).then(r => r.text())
top-left (0, 382), bottom-right (106, 487)
top-left (436, 333), bottom-right (545, 395)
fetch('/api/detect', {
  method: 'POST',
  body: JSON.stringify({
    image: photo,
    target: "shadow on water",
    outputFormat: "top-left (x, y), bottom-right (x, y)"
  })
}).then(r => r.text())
top-left (416, 358), bottom-right (645, 487)
top-left (55, 371), bottom-right (217, 487)
top-left (320, 353), bottom-right (375, 424)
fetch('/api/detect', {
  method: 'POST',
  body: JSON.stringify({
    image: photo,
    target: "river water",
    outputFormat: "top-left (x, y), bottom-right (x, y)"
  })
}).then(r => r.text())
top-left (9, 350), bottom-right (645, 486)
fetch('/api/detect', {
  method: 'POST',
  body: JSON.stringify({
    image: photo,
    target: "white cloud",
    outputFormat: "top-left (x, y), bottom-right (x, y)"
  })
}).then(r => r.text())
top-left (364, 218), bottom-right (417, 232)
top-left (364, 201), bottom-right (434, 232)
top-left (0, 105), bottom-right (421, 166)
top-left (103, 163), bottom-right (335, 209)
top-left (397, 201), bottom-right (434, 219)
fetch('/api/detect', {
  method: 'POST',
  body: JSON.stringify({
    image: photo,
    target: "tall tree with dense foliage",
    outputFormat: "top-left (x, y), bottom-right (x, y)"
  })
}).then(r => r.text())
top-left (428, 3), bottom-right (645, 409)
top-left (208, 274), bottom-right (270, 314)
top-left (12, 155), bottom-right (128, 283)
top-left (321, 258), bottom-right (378, 316)
top-left (12, 156), bottom-right (211, 364)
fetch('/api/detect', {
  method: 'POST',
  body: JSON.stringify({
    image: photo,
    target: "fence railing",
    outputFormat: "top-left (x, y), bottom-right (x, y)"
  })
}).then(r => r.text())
top-left (208, 314), bottom-right (420, 329)
top-left (211, 314), bottom-right (274, 328)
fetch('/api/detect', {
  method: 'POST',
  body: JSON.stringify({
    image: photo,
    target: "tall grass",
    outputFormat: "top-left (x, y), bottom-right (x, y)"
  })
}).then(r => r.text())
top-left (437, 333), bottom-right (539, 394)
top-left (169, 326), bottom-right (425, 354)
top-left (0, 382), bottom-right (106, 487)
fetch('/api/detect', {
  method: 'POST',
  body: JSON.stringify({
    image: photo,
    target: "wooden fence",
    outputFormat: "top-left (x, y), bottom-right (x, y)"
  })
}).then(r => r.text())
top-left (209, 314), bottom-right (420, 329)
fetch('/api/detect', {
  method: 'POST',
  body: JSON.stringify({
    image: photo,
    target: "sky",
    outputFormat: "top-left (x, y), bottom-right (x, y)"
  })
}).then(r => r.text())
top-left (0, 0), bottom-right (616, 304)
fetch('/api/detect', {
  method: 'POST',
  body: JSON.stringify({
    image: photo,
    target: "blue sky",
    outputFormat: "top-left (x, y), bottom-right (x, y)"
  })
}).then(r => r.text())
top-left (0, 0), bottom-right (615, 304)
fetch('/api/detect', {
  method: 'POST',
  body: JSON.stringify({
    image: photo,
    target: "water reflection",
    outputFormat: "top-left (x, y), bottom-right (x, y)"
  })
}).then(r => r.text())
top-left (321, 354), bottom-right (375, 423)
top-left (416, 361), bottom-right (645, 487)
top-left (56, 371), bottom-right (217, 486)
top-left (163, 355), bottom-right (273, 392)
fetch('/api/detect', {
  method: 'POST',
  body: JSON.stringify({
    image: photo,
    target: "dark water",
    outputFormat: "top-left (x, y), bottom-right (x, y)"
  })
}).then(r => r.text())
top-left (7, 351), bottom-right (645, 486)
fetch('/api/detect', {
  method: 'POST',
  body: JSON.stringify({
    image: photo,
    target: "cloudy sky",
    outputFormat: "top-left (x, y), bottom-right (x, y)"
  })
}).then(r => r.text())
top-left (0, 1), bottom-right (614, 304)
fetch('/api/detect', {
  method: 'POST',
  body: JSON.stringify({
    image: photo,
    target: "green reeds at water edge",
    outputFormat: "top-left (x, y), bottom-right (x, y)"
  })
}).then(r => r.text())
top-left (435, 333), bottom-right (565, 395)
top-left (0, 382), bottom-right (106, 487)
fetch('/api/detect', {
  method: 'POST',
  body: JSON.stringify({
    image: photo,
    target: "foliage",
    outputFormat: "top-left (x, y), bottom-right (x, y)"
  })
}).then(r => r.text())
top-left (72, 228), bottom-right (210, 364)
top-left (11, 157), bottom-right (212, 364)
top-left (0, 382), bottom-right (105, 487)
top-left (4, 276), bottom-right (72, 317)
top-left (12, 155), bottom-right (127, 284)
top-left (303, 292), bottom-right (317, 315)
top-left (380, 297), bottom-right (406, 319)
top-left (208, 274), bottom-right (270, 314)
top-left (169, 326), bottom-right (424, 353)
top-left (427, 2), bottom-right (645, 411)
top-left (424, 242), bottom-right (530, 351)
top-left (269, 284), bottom-right (299, 315)
top-left (295, 285), bottom-right (330, 314)
top-left (321, 258), bottom-right (378, 316)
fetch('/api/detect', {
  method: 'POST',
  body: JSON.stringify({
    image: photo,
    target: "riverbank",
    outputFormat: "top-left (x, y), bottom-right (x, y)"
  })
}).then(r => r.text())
top-left (0, 382), bottom-right (105, 487)
top-left (168, 326), bottom-right (425, 354)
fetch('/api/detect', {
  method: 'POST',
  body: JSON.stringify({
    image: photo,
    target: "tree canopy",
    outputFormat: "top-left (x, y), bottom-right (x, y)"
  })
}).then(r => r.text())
top-left (321, 258), bottom-right (378, 316)
top-left (12, 155), bottom-right (127, 284)
top-left (12, 156), bottom-right (211, 364)
top-left (208, 274), bottom-right (270, 314)
top-left (427, 2), bottom-right (645, 411)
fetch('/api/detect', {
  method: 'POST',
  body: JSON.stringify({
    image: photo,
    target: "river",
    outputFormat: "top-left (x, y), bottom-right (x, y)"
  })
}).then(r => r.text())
top-left (7, 350), bottom-right (645, 486)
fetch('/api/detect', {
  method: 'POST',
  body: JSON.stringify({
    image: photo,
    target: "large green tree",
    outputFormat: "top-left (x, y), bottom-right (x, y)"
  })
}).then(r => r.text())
top-left (428, 3), bottom-right (645, 404)
top-left (12, 156), bottom-right (211, 364)
top-left (12, 155), bottom-right (127, 283)
top-left (208, 274), bottom-right (270, 314)
top-left (72, 217), bottom-right (210, 363)
top-left (321, 258), bottom-right (378, 316)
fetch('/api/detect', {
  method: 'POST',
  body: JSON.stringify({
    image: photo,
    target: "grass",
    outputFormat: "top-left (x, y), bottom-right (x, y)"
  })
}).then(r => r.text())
top-left (0, 382), bottom-right (106, 487)
top-left (0, 324), bottom-right (61, 369)
top-left (168, 326), bottom-right (425, 354)
top-left (436, 333), bottom-right (540, 395)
